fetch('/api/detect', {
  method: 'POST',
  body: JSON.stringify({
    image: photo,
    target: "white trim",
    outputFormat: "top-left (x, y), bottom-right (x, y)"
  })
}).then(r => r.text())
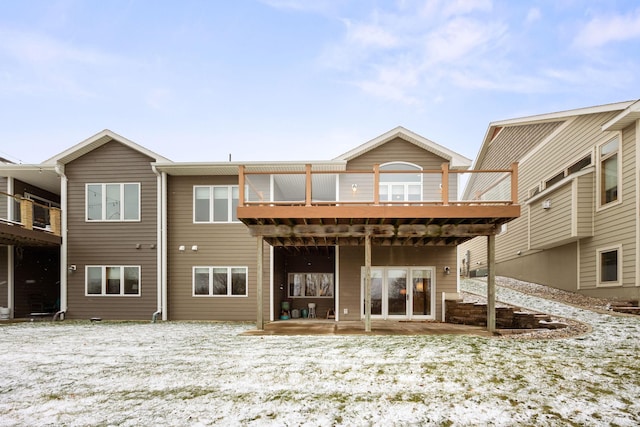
top-left (161, 171), bottom-right (168, 320)
top-left (571, 179), bottom-right (578, 237)
top-left (57, 164), bottom-right (68, 313)
top-left (192, 266), bottom-right (249, 297)
top-left (155, 170), bottom-right (163, 317)
top-left (86, 182), bottom-right (141, 222)
top-left (269, 246), bottom-right (274, 322)
top-left (596, 245), bottom-right (622, 287)
top-left (596, 133), bottom-right (623, 211)
top-left (85, 265), bottom-right (142, 296)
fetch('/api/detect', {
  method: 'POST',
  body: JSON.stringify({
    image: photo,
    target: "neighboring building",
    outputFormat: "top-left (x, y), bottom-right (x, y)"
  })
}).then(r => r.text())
top-left (0, 127), bottom-right (519, 326)
top-left (461, 100), bottom-right (640, 301)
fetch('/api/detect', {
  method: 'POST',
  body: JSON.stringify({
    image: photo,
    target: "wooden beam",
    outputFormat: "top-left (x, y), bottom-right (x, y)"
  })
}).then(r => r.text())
top-left (256, 236), bottom-right (264, 330)
top-left (441, 163), bottom-right (449, 206)
top-left (305, 164), bottom-right (312, 207)
top-left (487, 234), bottom-right (496, 333)
top-left (364, 233), bottom-right (372, 333)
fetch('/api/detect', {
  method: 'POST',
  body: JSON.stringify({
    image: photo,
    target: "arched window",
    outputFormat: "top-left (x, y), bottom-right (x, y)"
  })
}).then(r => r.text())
top-left (379, 162), bottom-right (422, 202)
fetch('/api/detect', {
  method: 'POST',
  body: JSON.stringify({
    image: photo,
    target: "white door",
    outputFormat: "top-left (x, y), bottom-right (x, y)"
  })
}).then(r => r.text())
top-left (361, 267), bottom-right (435, 320)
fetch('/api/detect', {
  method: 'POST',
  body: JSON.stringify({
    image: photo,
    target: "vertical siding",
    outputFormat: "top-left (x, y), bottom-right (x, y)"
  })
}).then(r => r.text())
top-left (167, 175), bottom-right (270, 321)
top-left (338, 246), bottom-right (457, 321)
top-left (65, 140), bottom-right (158, 320)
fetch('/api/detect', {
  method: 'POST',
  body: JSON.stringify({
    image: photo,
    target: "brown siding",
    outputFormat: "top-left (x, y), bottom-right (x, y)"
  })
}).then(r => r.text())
top-left (167, 175), bottom-right (270, 321)
top-left (338, 246), bottom-right (457, 321)
top-left (65, 140), bottom-right (158, 320)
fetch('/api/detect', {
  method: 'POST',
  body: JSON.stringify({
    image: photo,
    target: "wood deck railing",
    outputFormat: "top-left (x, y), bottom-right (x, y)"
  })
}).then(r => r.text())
top-left (237, 163), bottom-right (518, 208)
top-left (0, 191), bottom-right (62, 237)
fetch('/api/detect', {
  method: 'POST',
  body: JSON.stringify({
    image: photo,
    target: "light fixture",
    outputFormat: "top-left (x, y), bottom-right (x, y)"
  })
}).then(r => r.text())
top-left (135, 243), bottom-right (141, 249)
top-left (191, 245), bottom-right (198, 251)
top-left (178, 245), bottom-right (185, 252)
top-left (68, 264), bottom-right (77, 272)
top-left (443, 266), bottom-right (451, 275)
top-left (352, 184), bottom-right (358, 192)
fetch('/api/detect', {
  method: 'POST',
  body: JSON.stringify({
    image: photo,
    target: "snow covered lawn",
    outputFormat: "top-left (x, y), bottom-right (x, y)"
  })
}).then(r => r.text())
top-left (1, 279), bottom-right (639, 426)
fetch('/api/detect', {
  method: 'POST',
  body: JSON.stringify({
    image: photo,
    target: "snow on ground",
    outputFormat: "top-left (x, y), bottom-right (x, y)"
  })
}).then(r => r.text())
top-left (1, 279), bottom-right (639, 426)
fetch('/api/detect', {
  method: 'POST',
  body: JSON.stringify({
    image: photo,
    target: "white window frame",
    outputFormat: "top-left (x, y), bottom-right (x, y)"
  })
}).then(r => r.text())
top-left (85, 265), bottom-right (141, 296)
top-left (192, 266), bottom-right (248, 297)
top-left (86, 183), bottom-right (141, 222)
top-left (378, 162), bottom-right (423, 203)
top-left (596, 134), bottom-right (622, 211)
top-left (193, 185), bottom-right (239, 223)
top-left (596, 245), bottom-right (622, 287)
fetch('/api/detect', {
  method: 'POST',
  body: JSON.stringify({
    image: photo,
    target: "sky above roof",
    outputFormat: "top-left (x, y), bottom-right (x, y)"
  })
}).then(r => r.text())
top-left (1, 0), bottom-right (639, 164)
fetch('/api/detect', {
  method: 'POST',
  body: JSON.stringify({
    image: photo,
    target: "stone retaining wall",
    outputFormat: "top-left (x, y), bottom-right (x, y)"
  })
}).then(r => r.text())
top-left (445, 300), bottom-right (552, 329)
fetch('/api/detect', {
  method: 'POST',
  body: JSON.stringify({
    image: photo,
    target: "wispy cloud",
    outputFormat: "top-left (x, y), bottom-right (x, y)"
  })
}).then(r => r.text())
top-left (573, 8), bottom-right (640, 48)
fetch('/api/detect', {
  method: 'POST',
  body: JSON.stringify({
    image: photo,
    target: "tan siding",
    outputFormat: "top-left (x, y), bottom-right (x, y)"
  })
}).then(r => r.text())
top-left (496, 211), bottom-right (529, 261)
top-left (0, 178), bottom-right (7, 219)
top-left (580, 123), bottom-right (637, 289)
top-left (167, 175), bottom-right (270, 321)
top-left (338, 246), bottom-right (457, 321)
top-left (576, 173), bottom-right (594, 237)
top-left (529, 183), bottom-right (573, 249)
top-left (65, 140), bottom-right (158, 320)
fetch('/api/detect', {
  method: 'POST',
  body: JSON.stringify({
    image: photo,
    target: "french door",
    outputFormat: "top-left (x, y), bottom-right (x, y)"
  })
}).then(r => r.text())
top-left (361, 267), bottom-right (435, 320)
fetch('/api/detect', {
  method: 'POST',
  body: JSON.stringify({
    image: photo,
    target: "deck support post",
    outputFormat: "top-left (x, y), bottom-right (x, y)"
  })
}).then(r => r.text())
top-left (487, 234), bottom-right (496, 333)
top-left (364, 233), bottom-right (372, 332)
top-left (257, 235), bottom-right (264, 330)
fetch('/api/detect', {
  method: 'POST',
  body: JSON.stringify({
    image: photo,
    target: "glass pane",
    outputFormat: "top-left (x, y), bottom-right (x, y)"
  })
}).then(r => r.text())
top-left (106, 267), bottom-right (121, 294)
top-left (213, 187), bottom-right (229, 222)
top-left (105, 184), bottom-right (121, 220)
top-left (602, 155), bottom-right (618, 204)
top-left (379, 185), bottom-right (389, 202)
top-left (388, 269), bottom-right (407, 316)
top-left (194, 187), bottom-right (211, 222)
top-left (87, 185), bottom-right (102, 220)
top-left (87, 267), bottom-right (102, 294)
top-left (412, 269), bottom-right (431, 316)
top-left (231, 187), bottom-right (239, 221)
top-left (368, 269), bottom-right (383, 316)
top-left (601, 251), bottom-right (618, 282)
top-left (391, 185), bottom-right (404, 201)
top-left (408, 184), bottom-right (421, 201)
top-left (231, 268), bottom-right (247, 295)
top-left (123, 267), bottom-right (140, 295)
top-left (123, 184), bottom-right (139, 220)
top-left (212, 267), bottom-right (228, 295)
top-left (601, 137), bottom-right (618, 156)
top-left (194, 268), bottom-right (210, 295)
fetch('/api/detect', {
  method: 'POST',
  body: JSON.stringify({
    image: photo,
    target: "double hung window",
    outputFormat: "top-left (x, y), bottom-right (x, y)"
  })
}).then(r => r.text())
top-left (86, 183), bottom-right (140, 221)
top-left (86, 266), bottom-right (140, 296)
top-left (194, 186), bottom-right (239, 223)
top-left (193, 266), bottom-right (248, 296)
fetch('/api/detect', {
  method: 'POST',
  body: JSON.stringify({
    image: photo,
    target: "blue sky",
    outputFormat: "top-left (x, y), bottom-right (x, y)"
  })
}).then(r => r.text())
top-left (1, 0), bottom-right (639, 164)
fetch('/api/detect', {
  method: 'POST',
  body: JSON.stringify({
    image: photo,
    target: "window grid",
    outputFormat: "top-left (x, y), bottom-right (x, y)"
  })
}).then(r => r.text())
top-left (86, 183), bottom-right (140, 221)
top-left (86, 266), bottom-right (141, 296)
top-left (193, 185), bottom-right (239, 223)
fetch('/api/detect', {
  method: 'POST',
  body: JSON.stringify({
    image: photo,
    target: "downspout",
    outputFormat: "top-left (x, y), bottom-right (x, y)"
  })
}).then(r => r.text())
top-left (151, 165), bottom-right (167, 322)
top-left (54, 164), bottom-right (67, 320)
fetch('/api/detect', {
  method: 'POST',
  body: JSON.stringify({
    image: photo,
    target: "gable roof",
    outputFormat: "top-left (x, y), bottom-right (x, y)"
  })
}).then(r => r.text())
top-left (471, 100), bottom-right (635, 171)
top-left (602, 99), bottom-right (640, 131)
top-left (333, 126), bottom-right (471, 169)
top-left (43, 129), bottom-right (171, 165)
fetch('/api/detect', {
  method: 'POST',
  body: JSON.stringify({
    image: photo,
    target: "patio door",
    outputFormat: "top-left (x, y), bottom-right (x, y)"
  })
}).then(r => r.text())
top-left (361, 267), bottom-right (435, 320)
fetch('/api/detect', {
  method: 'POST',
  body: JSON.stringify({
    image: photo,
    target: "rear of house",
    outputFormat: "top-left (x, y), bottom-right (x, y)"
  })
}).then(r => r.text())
top-left (2, 126), bottom-right (519, 324)
top-left (461, 100), bottom-right (640, 301)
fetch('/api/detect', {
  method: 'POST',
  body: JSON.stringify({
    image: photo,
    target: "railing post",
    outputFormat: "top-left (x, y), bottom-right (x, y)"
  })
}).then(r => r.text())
top-left (441, 163), bottom-right (449, 206)
top-left (373, 164), bottom-right (380, 205)
top-left (305, 164), bottom-right (312, 207)
top-left (49, 207), bottom-right (61, 236)
top-left (510, 162), bottom-right (519, 204)
top-left (20, 198), bottom-right (34, 230)
top-left (238, 165), bottom-right (245, 208)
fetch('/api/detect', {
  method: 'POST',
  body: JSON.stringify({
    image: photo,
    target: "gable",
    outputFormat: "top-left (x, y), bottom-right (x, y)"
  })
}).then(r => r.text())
top-left (346, 137), bottom-right (450, 170)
